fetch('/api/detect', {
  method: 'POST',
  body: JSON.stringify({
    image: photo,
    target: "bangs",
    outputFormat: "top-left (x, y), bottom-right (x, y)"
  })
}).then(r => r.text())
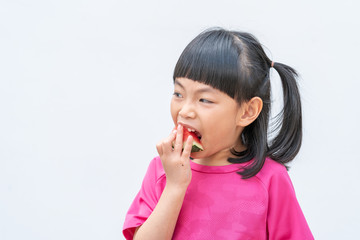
top-left (173, 30), bottom-right (243, 100)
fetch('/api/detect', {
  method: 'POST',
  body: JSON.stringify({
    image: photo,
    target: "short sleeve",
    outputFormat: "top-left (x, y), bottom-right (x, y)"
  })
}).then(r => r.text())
top-left (122, 157), bottom-right (165, 240)
top-left (266, 168), bottom-right (314, 240)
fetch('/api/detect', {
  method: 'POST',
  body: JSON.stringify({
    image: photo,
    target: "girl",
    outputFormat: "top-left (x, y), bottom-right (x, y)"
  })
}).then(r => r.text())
top-left (123, 28), bottom-right (314, 239)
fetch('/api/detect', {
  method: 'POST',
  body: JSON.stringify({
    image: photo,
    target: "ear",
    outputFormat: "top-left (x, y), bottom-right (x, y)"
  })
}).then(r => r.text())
top-left (236, 97), bottom-right (263, 127)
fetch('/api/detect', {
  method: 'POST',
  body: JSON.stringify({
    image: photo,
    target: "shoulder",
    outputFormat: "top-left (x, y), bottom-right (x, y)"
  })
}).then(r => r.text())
top-left (254, 158), bottom-right (290, 188)
top-left (263, 157), bottom-right (287, 173)
top-left (258, 157), bottom-right (287, 176)
top-left (259, 159), bottom-right (314, 239)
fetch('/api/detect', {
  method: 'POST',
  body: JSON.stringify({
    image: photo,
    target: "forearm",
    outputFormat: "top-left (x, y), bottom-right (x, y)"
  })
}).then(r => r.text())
top-left (133, 184), bottom-right (186, 240)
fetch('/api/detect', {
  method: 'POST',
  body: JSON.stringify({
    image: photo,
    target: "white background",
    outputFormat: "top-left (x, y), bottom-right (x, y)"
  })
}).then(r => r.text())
top-left (1, 0), bottom-right (359, 239)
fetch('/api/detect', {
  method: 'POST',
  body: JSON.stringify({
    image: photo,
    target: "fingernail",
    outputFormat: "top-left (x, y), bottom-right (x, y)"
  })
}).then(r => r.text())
top-left (172, 130), bottom-right (177, 134)
top-left (177, 124), bottom-right (182, 130)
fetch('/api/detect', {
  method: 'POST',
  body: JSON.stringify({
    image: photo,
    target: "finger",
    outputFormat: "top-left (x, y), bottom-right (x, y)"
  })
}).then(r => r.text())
top-left (162, 129), bottom-right (177, 154)
top-left (157, 129), bottom-right (176, 156)
top-left (182, 135), bottom-right (193, 159)
top-left (173, 124), bottom-right (184, 152)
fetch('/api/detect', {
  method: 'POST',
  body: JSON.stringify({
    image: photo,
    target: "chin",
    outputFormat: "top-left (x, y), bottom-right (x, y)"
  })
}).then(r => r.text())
top-left (190, 150), bottom-right (206, 159)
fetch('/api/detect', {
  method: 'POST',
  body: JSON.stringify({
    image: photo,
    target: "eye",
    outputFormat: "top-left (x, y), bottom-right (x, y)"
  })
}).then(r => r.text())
top-left (199, 98), bottom-right (213, 104)
top-left (173, 92), bottom-right (183, 98)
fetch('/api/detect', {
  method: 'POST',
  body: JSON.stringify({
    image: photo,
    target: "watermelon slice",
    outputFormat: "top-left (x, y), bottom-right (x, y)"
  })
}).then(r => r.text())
top-left (173, 126), bottom-right (204, 152)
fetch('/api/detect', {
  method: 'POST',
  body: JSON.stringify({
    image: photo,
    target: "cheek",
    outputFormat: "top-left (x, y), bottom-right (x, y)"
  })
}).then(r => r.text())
top-left (205, 114), bottom-right (238, 141)
top-left (211, 123), bottom-right (235, 139)
top-left (170, 100), bottom-right (178, 124)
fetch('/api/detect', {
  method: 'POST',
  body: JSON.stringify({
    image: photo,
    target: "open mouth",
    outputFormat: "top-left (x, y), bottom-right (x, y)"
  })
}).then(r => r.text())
top-left (173, 124), bottom-right (204, 152)
top-left (186, 127), bottom-right (202, 141)
top-left (176, 124), bottom-right (204, 152)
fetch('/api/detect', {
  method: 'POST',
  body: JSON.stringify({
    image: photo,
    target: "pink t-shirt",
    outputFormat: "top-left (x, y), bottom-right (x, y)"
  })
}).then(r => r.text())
top-left (123, 156), bottom-right (313, 239)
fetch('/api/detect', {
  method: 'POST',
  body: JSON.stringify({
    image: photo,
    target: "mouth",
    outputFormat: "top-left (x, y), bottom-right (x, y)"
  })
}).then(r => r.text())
top-left (186, 127), bottom-right (202, 140)
top-left (180, 124), bottom-right (202, 141)
top-left (176, 123), bottom-right (204, 152)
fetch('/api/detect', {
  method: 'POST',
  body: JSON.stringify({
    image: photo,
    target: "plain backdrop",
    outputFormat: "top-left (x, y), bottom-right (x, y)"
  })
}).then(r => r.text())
top-left (1, 0), bottom-right (360, 239)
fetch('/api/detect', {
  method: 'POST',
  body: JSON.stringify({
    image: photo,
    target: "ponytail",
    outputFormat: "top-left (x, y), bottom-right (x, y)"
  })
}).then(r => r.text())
top-left (267, 62), bottom-right (302, 165)
top-left (229, 61), bottom-right (302, 179)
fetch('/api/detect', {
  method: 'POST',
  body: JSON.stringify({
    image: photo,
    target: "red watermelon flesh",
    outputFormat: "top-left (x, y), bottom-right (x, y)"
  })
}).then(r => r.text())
top-left (173, 126), bottom-right (204, 152)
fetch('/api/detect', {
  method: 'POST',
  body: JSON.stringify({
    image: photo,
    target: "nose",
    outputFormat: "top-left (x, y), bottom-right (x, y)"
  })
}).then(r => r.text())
top-left (178, 101), bottom-right (196, 119)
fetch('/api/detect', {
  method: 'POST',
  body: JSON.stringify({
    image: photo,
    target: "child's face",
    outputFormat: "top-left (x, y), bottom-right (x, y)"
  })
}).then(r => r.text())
top-left (171, 78), bottom-right (244, 161)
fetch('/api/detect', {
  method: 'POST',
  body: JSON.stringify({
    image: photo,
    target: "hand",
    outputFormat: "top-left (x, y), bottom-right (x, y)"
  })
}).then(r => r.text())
top-left (156, 124), bottom-right (193, 189)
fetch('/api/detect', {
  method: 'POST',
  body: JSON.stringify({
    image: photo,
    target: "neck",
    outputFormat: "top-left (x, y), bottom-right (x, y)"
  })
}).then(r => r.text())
top-left (193, 140), bottom-right (246, 166)
top-left (193, 149), bottom-right (232, 166)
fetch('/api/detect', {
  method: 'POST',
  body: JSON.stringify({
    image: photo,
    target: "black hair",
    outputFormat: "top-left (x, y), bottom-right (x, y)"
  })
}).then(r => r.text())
top-left (173, 28), bottom-right (302, 179)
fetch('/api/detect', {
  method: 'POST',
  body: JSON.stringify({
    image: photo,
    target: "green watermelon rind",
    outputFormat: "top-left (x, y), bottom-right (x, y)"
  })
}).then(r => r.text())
top-left (183, 141), bottom-right (204, 152)
top-left (172, 140), bottom-right (204, 152)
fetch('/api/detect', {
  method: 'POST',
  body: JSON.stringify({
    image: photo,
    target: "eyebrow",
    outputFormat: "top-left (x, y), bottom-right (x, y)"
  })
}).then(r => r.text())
top-left (174, 79), bottom-right (216, 94)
